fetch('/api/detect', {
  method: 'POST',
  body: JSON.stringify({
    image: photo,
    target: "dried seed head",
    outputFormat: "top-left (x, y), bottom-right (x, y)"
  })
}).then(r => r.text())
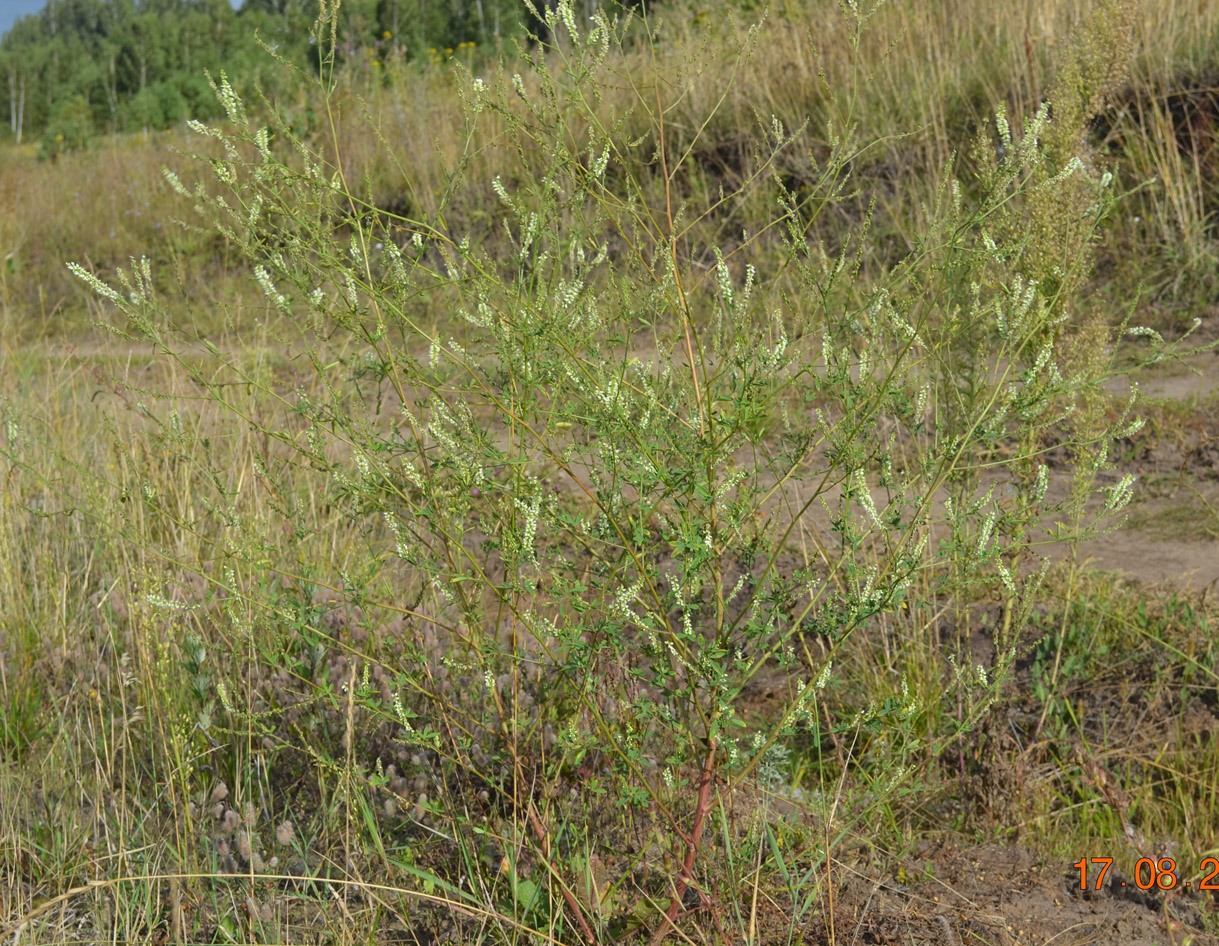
top-left (236, 831), bottom-right (252, 861)
top-left (276, 821), bottom-right (295, 846)
top-left (243, 801), bottom-right (257, 826)
top-left (210, 780), bottom-right (229, 804)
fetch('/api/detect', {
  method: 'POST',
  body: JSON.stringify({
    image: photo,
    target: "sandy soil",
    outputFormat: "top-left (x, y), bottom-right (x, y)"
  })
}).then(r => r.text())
top-left (816, 841), bottom-right (1216, 945)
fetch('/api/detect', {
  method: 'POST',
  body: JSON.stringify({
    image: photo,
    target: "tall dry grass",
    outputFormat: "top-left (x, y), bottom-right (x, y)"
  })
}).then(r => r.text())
top-left (1, 0), bottom-right (1218, 342)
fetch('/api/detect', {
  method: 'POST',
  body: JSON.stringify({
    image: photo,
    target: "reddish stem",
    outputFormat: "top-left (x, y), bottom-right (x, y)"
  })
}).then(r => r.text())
top-left (649, 739), bottom-right (717, 946)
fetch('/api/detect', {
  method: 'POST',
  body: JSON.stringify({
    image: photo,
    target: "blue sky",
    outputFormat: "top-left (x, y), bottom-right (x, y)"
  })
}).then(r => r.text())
top-left (1, 0), bottom-right (242, 40)
top-left (0, 0), bottom-right (51, 37)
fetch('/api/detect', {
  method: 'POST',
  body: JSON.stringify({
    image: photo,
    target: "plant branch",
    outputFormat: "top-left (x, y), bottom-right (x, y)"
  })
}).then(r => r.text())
top-left (649, 738), bottom-right (717, 946)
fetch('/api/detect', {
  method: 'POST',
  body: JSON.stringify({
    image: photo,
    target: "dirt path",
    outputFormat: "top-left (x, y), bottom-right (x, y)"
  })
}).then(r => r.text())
top-left (822, 842), bottom-right (1219, 945)
top-left (1085, 347), bottom-right (1219, 590)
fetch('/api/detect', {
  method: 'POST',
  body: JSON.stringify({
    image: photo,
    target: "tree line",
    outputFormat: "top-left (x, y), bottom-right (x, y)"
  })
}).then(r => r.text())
top-left (1, 0), bottom-right (543, 155)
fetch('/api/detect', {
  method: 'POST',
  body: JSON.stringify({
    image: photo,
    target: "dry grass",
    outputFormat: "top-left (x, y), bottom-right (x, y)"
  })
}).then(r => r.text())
top-left (1, 0), bottom-right (1218, 341)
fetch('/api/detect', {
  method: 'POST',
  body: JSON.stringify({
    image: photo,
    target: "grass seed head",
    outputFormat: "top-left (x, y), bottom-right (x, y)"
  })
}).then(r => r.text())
top-left (276, 820), bottom-right (295, 846)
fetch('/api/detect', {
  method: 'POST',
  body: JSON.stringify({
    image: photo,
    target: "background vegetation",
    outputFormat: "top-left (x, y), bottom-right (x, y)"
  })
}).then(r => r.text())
top-left (1, 0), bottom-right (535, 152)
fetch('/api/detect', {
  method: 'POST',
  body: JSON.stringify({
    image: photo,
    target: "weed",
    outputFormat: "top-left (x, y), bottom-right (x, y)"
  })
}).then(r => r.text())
top-left (50, 0), bottom-right (1189, 941)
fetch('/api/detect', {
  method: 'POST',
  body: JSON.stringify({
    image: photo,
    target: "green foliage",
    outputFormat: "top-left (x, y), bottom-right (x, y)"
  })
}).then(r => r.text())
top-left (39, 92), bottom-right (92, 157)
top-left (125, 79), bottom-right (188, 127)
top-left (0, 668), bottom-right (47, 761)
top-left (0, 0), bottom-right (533, 142)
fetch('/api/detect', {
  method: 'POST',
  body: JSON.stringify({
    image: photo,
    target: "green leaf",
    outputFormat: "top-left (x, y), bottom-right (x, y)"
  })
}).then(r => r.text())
top-left (512, 877), bottom-right (540, 912)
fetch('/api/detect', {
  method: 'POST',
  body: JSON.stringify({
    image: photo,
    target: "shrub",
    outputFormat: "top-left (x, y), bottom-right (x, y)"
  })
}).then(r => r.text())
top-left (66, 0), bottom-right (1193, 940)
top-left (40, 94), bottom-right (92, 160)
